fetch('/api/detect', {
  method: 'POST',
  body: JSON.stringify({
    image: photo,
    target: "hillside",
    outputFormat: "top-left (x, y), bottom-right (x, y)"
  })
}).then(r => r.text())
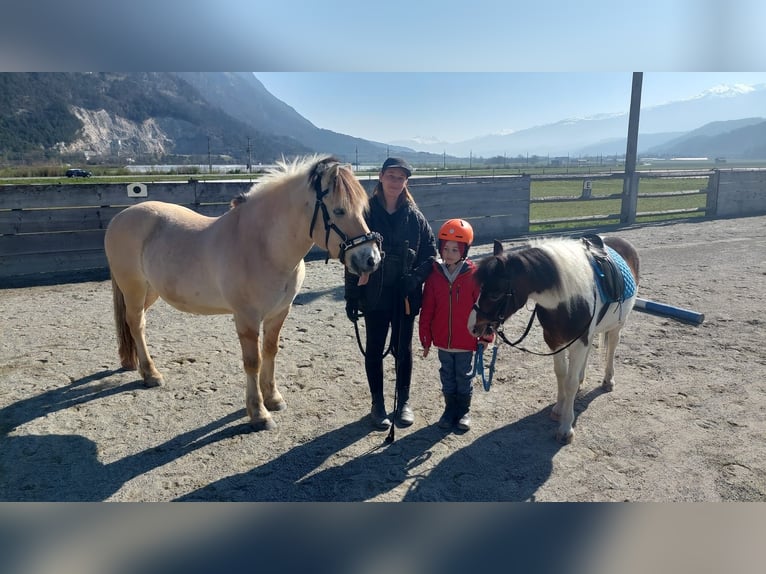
top-left (644, 118), bottom-right (766, 158)
top-left (0, 72), bottom-right (309, 164)
top-left (1, 72), bottom-right (765, 166)
top-left (175, 72), bottom-right (419, 164)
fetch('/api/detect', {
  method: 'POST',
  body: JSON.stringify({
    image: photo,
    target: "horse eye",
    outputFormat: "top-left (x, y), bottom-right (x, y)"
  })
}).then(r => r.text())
top-left (333, 208), bottom-right (346, 217)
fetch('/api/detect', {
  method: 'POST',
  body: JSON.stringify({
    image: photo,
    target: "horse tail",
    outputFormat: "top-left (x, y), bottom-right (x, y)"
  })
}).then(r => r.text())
top-left (111, 275), bottom-right (138, 370)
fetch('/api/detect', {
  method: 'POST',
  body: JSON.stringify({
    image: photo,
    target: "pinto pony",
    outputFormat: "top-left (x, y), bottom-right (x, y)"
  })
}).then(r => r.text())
top-left (468, 235), bottom-right (639, 443)
top-left (104, 155), bottom-right (382, 430)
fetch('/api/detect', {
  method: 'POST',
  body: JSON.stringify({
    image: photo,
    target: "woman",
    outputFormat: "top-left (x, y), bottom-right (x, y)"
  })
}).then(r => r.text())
top-left (344, 157), bottom-right (437, 430)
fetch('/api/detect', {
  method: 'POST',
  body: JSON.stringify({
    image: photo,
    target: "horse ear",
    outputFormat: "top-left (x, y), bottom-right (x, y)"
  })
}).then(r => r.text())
top-left (313, 157), bottom-right (339, 192)
top-left (323, 162), bottom-right (339, 192)
top-left (493, 240), bottom-right (504, 256)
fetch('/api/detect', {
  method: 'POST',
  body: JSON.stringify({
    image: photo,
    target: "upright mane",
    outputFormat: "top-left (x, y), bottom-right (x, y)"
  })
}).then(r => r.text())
top-left (230, 155), bottom-right (369, 218)
top-left (530, 238), bottom-right (593, 303)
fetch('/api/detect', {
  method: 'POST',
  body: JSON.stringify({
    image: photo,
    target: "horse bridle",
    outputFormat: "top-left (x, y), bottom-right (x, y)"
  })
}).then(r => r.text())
top-left (472, 280), bottom-right (518, 332)
top-left (473, 276), bottom-right (597, 356)
top-left (309, 165), bottom-right (382, 265)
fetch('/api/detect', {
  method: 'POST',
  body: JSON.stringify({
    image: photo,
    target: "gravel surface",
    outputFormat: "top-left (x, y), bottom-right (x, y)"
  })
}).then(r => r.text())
top-left (1, 216), bottom-right (765, 501)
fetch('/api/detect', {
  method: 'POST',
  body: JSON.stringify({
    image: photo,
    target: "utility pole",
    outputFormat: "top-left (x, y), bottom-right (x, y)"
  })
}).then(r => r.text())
top-left (207, 135), bottom-right (212, 174)
top-left (621, 72), bottom-right (643, 224)
top-left (443, 150), bottom-right (446, 169)
top-left (246, 136), bottom-right (252, 173)
top-left (355, 146), bottom-right (358, 170)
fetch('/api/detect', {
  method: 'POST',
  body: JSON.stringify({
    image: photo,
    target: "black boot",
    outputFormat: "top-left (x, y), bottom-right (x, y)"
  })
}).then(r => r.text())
top-left (438, 393), bottom-right (457, 429)
top-left (455, 394), bottom-right (472, 431)
top-left (370, 393), bottom-right (391, 430)
top-left (394, 384), bottom-right (414, 427)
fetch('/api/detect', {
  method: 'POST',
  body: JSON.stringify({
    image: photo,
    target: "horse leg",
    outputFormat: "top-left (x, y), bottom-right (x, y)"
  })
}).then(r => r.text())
top-left (260, 308), bottom-right (290, 412)
top-left (550, 350), bottom-right (568, 422)
top-left (601, 327), bottom-right (622, 391)
top-left (119, 278), bottom-right (164, 386)
top-left (234, 315), bottom-right (275, 431)
top-left (578, 339), bottom-right (593, 387)
top-left (555, 343), bottom-right (589, 444)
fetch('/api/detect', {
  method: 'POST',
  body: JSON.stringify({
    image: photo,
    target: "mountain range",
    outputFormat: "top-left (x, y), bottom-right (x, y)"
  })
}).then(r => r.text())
top-left (1, 72), bottom-right (764, 165)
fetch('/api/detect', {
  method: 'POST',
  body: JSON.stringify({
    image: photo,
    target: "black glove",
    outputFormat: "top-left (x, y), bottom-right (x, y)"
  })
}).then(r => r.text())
top-left (345, 299), bottom-right (360, 323)
top-left (402, 273), bottom-right (420, 294)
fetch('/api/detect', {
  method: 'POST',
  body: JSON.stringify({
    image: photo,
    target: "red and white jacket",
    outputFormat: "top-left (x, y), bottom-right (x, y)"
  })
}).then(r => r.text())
top-left (419, 258), bottom-right (486, 352)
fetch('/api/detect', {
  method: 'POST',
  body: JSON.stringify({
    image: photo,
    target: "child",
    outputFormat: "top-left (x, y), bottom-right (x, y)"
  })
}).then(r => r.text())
top-left (419, 218), bottom-right (491, 431)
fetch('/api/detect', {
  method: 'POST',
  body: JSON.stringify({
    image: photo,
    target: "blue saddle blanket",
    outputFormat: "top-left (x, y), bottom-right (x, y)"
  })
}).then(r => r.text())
top-left (592, 246), bottom-right (636, 303)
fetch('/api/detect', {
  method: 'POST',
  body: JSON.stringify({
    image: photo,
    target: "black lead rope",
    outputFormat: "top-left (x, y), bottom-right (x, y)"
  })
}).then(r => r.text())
top-left (385, 298), bottom-right (406, 445)
top-left (352, 317), bottom-right (393, 359)
top-left (497, 292), bottom-right (597, 357)
top-left (385, 240), bottom-right (412, 445)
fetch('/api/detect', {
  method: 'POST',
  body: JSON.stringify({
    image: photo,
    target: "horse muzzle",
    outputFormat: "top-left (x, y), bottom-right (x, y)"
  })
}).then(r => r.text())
top-left (342, 233), bottom-right (383, 276)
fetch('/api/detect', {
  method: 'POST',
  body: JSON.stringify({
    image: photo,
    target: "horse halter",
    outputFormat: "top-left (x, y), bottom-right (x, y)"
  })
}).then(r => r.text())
top-left (473, 284), bottom-right (516, 333)
top-left (309, 165), bottom-right (382, 265)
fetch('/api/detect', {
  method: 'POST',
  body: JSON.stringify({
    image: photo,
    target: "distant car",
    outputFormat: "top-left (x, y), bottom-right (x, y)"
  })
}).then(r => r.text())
top-left (66, 168), bottom-right (92, 178)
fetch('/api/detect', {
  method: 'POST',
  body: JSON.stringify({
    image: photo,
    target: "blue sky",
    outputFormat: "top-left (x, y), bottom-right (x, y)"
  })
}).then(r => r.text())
top-left (255, 73), bottom-right (766, 143)
top-left (2, 1), bottom-right (763, 72)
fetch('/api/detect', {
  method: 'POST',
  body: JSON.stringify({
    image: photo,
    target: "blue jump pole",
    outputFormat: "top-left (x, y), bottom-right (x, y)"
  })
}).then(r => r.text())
top-left (634, 297), bottom-right (705, 325)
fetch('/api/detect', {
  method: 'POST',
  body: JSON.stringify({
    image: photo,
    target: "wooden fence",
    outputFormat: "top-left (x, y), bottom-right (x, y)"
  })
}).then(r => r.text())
top-left (1, 168), bottom-right (765, 288)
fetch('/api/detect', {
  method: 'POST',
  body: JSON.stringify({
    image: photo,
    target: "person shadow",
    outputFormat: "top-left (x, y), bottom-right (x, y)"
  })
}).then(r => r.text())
top-left (2, 365), bottom-right (607, 502)
top-left (178, 386), bottom-right (607, 502)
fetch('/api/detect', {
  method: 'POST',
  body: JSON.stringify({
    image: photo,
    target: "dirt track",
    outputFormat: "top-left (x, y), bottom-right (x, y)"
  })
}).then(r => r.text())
top-left (1, 215), bottom-right (765, 501)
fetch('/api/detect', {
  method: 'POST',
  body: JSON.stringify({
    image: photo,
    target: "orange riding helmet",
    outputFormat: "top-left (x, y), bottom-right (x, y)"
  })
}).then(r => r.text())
top-left (437, 218), bottom-right (474, 260)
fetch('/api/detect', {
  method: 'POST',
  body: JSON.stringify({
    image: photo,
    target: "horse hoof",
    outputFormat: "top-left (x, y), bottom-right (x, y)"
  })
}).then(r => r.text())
top-left (250, 417), bottom-right (277, 431)
top-left (266, 399), bottom-right (287, 412)
top-left (601, 379), bottom-right (614, 392)
top-left (143, 375), bottom-right (164, 387)
top-left (556, 429), bottom-right (574, 444)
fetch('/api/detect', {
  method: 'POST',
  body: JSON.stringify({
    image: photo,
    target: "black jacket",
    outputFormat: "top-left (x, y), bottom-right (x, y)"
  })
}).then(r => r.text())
top-left (345, 194), bottom-right (436, 315)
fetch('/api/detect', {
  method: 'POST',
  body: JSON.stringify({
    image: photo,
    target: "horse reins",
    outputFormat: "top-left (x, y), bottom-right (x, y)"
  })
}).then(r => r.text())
top-left (476, 289), bottom-right (597, 357)
top-left (309, 164), bottom-right (382, 265)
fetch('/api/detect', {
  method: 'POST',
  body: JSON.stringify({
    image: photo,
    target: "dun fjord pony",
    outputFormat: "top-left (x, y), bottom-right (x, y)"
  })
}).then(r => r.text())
top-left (468, 235), bottom-right (639, 444)
top-left (105, 155), bottom-right (382, 430)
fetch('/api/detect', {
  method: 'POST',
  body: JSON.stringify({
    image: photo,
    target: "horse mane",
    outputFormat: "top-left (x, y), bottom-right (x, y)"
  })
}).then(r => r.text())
top-left (529, 237), bottom-right (593, 303)
top-left (229, 155), bottom-right (368, 217)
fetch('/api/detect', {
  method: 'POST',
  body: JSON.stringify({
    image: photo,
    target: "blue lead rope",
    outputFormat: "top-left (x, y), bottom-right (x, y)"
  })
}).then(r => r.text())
top-left (471, 343), bottom-right (499, 391)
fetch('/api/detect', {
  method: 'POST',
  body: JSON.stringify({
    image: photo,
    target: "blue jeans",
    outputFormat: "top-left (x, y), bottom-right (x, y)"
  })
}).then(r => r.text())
top-left (437, 349), bottom-right (474, 396)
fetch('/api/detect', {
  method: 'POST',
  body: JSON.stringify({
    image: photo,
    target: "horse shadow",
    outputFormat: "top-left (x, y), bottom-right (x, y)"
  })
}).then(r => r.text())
top-left (0, 368), bottom-right (141, 436)
top-left (293, 284), bottom-right (344, 306)
top-left (402, 385), bottom-right (607, 501)
top-left (0, 368), bottom-right (251, 501)
top-left (2, 365), bottom-right (607, 501)
top-left (175, 417), bottom-right (411, 501)
top-left (178, 386), bottom-right (607, 502)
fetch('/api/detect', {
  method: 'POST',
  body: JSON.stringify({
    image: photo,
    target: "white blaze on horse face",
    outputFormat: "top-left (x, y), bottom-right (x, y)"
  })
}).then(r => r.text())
top-left (467, 306), bottom-right (478, 336)
top-left (345, 241), bottom-right (382, 277)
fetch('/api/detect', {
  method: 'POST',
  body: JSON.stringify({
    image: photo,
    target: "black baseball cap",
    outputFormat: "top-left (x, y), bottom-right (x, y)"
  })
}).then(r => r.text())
top-left (381, 157), bottom-right (412, 177)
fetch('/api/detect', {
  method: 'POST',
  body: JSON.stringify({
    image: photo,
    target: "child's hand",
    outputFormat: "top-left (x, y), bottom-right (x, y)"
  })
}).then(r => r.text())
top-left (422, 346), bottom-right (430, 358)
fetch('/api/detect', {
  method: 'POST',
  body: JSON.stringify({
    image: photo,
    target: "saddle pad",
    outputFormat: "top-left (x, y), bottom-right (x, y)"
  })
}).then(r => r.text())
top-left (592, 246), bottom-right (636, 303)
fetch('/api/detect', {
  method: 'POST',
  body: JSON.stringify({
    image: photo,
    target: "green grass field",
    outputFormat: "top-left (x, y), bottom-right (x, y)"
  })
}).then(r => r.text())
top-left (0, 165), bottom-right (719, 233)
